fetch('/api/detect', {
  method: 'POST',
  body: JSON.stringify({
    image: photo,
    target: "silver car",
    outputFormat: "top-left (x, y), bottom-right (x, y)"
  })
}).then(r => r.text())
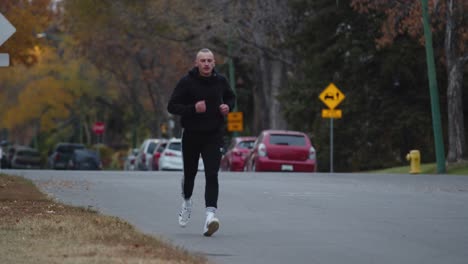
top-left (136, 139), bottom-right (162, 171)
top-left (11, 146), bottom-right (42, 169)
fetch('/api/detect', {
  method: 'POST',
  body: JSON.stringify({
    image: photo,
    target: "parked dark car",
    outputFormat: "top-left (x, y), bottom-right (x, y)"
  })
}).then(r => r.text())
top-left (220, 136), bottom-right (256, 171)
top-left (244, 130), bottom-right (317, 172)
top-left (67, 149), bottom-right (102, 170)
top-left (10, 146), bottom-right (42, 169)
top-left (48, 143), bottom-right (86, 169)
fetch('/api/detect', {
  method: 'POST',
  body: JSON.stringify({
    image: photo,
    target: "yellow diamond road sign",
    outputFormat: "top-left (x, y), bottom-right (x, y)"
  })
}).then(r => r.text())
top-left (319, 83), bottom-right (345, 109)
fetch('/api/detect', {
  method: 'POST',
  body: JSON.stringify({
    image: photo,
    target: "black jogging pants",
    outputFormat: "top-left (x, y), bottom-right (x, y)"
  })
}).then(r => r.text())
top-left (181, 129), bottom-right (223, 208)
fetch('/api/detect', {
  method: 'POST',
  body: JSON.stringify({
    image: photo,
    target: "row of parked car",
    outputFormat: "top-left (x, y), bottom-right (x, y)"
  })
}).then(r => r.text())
top-left (124, 138), bottom-right (203, 171)
top-left (127, 129), bottom-right (317, 172)
top-left (0, 142), bottom-right (102, 170)
top-left (1, 129), bottom-right (316, 172)
top-left (0, 145), bottom-right (42, 169)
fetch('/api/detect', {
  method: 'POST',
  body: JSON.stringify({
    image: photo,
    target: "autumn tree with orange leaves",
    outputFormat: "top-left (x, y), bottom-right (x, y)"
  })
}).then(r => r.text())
top-left (62, 0), bottom-right (194, 140)
top-left (351, 0), bottom-right (468, 163)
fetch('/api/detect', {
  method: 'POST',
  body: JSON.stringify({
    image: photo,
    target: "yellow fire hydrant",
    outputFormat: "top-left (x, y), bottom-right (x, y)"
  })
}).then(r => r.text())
top-left (406, 150), bottom-right (421, 174)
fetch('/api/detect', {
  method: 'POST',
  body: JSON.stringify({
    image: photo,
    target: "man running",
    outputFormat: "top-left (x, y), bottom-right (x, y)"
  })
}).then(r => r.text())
top-left (167, 48), bottom-right (236, 236)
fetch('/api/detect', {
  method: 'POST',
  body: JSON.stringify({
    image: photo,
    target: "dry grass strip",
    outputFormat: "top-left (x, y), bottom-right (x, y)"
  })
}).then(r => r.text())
top-left (0, 174), bottom-right (209, 264)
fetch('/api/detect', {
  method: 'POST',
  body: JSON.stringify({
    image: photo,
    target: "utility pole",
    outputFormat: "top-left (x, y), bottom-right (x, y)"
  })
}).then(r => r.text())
top-left (421, 0), bottom-right (446, 173)
top-left (228, 39), bottom-right (239, 137)
top-left (228, 40), bottom-right (237, 111)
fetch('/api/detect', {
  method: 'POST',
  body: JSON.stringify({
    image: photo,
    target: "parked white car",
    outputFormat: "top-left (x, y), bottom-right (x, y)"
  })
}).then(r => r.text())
top-left (158, 138), bottom-right (204, 171)
top-left (136, 138), bottom-right (162, 171)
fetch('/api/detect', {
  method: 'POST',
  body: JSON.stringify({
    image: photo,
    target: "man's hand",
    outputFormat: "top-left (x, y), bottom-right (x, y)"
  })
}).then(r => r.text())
top-left (195, 100), bottom-right (206, 113)
top-left (219, 104), bottom-right (229, 116)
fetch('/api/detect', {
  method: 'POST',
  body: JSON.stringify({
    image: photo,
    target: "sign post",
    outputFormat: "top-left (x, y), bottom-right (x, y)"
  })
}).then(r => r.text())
top-left (319, 83), bottom-right (345, 173)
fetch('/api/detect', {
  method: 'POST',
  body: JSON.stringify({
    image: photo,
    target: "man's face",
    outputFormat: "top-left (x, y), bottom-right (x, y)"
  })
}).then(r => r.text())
top-left (195, 51), bottom-right (215, 77)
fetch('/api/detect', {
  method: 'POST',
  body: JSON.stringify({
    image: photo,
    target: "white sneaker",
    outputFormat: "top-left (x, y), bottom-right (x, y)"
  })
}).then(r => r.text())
top-left (203, 211), bottom-right (220, 237)
top-left (178, 199), bottom-right (192, 227)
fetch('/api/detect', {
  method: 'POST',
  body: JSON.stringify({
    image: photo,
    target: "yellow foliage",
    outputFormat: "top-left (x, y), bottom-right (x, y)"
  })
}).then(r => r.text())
top-left (4, 77), bottom-right (73, 131)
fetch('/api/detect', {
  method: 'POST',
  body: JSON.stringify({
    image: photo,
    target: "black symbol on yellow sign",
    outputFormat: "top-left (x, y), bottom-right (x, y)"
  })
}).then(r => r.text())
top-left (323, 92), bottom-right (342, 101)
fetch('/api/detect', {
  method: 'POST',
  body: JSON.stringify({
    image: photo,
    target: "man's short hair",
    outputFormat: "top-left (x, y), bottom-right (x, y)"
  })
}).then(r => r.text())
top-left (196, 48), bottom-right (213, 60)
top-left (198, 48), bottom-right (212, 54)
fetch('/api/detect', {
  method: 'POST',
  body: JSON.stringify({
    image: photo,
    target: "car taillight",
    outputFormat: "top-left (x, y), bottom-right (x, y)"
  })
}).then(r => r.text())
top-left (309, 146), bottom-right (316, 160)
top-left (130, 159), bottom-right (135, 165)
top-left (233, 150), bottom-right (242, 156)
top-left (165, 151), bottom-right (175, 156)
top-left (258, 143), bottom-right (267, 157)
top-left (153, 153), bottom-right (161, 163)
top-left (142, 153), bottom-right (146, 163)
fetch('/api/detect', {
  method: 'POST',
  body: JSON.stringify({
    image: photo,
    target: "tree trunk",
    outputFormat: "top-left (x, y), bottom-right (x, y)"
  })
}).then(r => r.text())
top-left (269, 59), bottom-right (287, 130)
top-left (152, 81), bottom-right (171, 139)
top-left (83, 120), bottom-right (91, 145)
top-left (446, 59), bottom-right (466, 162)
top-left (235, 0), bottom-right (291, 135)
top-left (445, 0), bottom-right (466, 162)
top-left (252, 54), bottom-right (270, 134)
top-left (251, 50), bottom-right (289, 134)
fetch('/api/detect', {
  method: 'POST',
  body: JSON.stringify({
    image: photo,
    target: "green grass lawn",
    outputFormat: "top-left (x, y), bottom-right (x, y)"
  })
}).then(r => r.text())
top-left (369, 162), bottom-right (468, 175)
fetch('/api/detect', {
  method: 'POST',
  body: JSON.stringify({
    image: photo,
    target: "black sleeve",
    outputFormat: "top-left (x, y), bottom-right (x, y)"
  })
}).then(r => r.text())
top-left (223, 78), bottom-right (236, 112)
top-left (167, 78), bottom-right (196, 116)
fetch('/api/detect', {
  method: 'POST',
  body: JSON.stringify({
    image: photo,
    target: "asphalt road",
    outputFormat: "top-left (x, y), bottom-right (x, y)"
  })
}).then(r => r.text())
top-left (7, 170), bottom-right (468, 264)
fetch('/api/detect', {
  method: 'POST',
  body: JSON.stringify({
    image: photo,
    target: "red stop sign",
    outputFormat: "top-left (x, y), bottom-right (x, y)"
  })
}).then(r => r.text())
top-left (92, 122), bottom-right (105, 135)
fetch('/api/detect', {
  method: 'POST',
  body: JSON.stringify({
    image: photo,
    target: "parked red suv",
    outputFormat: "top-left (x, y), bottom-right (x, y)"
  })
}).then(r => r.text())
top-left (220, 136), bottom-right (256, 171)
top-left (244, 130), bottom-right (316, 172)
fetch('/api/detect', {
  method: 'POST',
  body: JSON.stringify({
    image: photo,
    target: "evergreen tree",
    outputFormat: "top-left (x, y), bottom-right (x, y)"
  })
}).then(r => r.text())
top-left (283, 0), bottom-right (438, 171)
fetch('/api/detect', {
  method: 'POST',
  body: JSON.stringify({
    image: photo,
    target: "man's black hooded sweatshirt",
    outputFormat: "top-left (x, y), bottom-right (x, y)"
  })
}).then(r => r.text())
top-left (167, 67), bottom-right (236, 132)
